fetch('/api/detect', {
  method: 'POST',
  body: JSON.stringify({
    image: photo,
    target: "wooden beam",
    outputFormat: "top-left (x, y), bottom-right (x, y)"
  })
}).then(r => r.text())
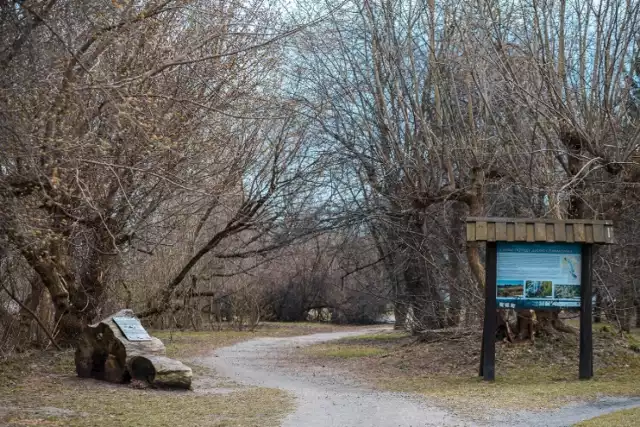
top-left (534, 223), bottom-right (547, 241)
top-left (545, 224), bottom-right (555, 242)
top-left (487, 222), bottom-right (496, 241)
top-left (466, 223), bottom-right (476, 242)
top-left (476, 221), bottom-right (488, 241)
top-left (515, 222), bottom-right (527, 241)
top-left (580, 244), bottom-right (594, 380)
top-left (592, 224), bottom-right (605, 243)
top-left (574, 224), bottom-right (586, 242)
top-left (482, 242), bottom-right (497, 381)
top-left (554, 223), bottom-right (566, 241)
top-left (466, 217), bottom-right (613, 225)
top-left (526, 223), bottom-right (535, 242)
top-left (585, 225), bottom-right (594, 243)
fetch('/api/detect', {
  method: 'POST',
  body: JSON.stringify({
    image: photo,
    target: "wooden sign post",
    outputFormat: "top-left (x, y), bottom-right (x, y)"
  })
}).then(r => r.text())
top-left (467, 218), bottom-right (614, 382)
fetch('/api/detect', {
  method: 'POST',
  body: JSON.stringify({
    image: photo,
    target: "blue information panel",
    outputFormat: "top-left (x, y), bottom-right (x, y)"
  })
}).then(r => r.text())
top-left (112, 317), bottom-right (152, 341)
top-left (496, 242), bottom-right (582, 310)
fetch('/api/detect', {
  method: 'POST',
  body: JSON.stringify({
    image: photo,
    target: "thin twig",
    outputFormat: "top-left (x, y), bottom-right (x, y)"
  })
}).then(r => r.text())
top-left (0, 282), bottom-right (62, 351)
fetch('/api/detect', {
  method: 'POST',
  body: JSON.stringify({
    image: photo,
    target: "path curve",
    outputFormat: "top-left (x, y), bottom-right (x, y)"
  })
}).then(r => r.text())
top-left (194, 328), bottom-right (640, 427)
top-left (196, 328), bottom-right (471, 427)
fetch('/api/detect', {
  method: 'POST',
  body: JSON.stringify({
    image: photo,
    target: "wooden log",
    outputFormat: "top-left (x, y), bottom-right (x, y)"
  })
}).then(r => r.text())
top-left (74, 309), bottom-right (190, 389)
top-left (128, 355), bottom-right (193, 389)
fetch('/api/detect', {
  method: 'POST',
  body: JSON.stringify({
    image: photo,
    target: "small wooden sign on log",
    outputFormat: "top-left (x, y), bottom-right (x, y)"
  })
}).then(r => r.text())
top-left (113, 316), bottom-right (152, 341)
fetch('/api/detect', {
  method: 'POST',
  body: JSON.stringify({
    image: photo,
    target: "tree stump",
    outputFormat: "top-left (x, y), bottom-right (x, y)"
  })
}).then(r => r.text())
top-left (75, 309), bottom-right (192, 389)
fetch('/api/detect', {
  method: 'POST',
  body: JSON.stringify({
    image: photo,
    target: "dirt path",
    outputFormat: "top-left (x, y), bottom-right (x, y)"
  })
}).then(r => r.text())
top-left (194, 328), bottom-right (640, 427)
top-left (196, 327), bottom-right (470, 426)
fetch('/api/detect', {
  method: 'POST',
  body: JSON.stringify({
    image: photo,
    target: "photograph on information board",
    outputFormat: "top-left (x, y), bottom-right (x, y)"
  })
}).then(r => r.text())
top-left (496, 242), bottom-right (582, 309)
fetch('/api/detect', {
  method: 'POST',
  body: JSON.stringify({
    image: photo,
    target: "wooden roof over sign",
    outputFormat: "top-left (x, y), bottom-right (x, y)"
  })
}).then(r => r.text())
top-left (466, 217), bottom-right (614, 244)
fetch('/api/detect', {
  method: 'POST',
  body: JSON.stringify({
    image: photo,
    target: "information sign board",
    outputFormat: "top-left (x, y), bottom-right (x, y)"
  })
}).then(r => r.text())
top-left (496, 242), bottom-right (582, 309)
top-left (112, 317), bottom-right (152, 341)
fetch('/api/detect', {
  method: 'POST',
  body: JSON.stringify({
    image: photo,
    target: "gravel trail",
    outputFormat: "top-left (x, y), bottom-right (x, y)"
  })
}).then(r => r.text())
top-left (194, 328), bottom-right (640, 427)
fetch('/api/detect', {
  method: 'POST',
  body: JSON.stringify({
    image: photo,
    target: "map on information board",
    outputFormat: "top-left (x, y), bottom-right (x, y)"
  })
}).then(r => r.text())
top-left (496, 242), bottom-right (583, 310)
top-left (112, 317), bottom-right (152, 341)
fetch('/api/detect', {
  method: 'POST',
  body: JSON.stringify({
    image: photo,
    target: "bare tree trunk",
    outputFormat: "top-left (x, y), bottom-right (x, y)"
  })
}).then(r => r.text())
top-left (17, 279), bottom-right (44, 349)
top-left (594, 289), bottom-right (603, 323)
top-left (465, 167), bottom-right (486, 290)
top-left (393, 300), bottom-right (407, 330)
top-left (446, 202), bottom-right (465, 327)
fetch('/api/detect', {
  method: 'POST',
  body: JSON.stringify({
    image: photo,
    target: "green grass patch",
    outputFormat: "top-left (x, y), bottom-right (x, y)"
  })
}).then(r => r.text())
top-left (305, 344), bottom-right (387, 358)
top-left (339, 332), bottom-right (410, 342)
top-left (575, 407), bottom-right (640, 426)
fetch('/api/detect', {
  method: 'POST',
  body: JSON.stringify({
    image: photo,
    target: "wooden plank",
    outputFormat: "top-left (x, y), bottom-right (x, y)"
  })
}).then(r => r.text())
top-left (506, 223), bottom-right (515, 241)
top-left (546, 224), bottom-right (555, 242)
top-left (495, 222), bottom-right (508, 241)
top-left (604, 225), bottom-right (615, 244)
top-left (592, 224), bottom-right (605, 243)
top-left (465, 217), bottom-right (614, 244)
top-left (526, 223), bottom-right (535, 242)
top-left (585, 224), bottom-right (594, 243)
top-left (554, 222), bottom-right (566, 242)
top-left (466, 223), bottom-right (476, 242)
top-left (566, 224), bottom-right (575, 242)
top-left (466, 217), bottom-right (613, 225)
top-left (487, 222), bottom-right (496, 241)
top-left (515, 222), bottom-right (527, 241)
top-left (534, 223), bottom-right (547, 241)
top-left (476, 221), bottom-right (488, 241)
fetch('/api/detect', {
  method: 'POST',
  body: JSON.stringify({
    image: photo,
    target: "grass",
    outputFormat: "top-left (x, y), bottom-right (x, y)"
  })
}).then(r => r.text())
top-left (304, 344), bottom-right (387, 358)
top-left (576, 407), bottom-right (640, 426)
top-left (153, 322), bottom-right (345, 359)
top-left (376, 356), bottom-right (640, 412)
top-left (302, 330), bottom-right (408, 359)
top-left (2, 375), bottom-right (291, 427)
top-left (340, 331), bottom-right (411, 341)
top-left (300, 326), bottom-right (640, 414)
top-left (0, 322), bottom-right (345, 427)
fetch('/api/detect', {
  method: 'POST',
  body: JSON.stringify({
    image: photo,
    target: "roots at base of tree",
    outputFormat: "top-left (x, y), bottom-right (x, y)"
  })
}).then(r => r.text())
top-left (497, 310), bottom-right (577, 342)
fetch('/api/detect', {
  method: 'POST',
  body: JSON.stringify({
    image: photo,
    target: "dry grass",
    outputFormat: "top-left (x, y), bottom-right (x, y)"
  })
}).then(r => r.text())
top-left (154, 322), bottom-right (349, 359)
top-left (299, 325), bottom-right (640, 414)
top-left (304, 344), bottom-right (387, 358)
top-left (0, 322), bottom-right (342, 427)
top-left (342, 331), bottom-right (411, 342)
top-left (575, 407), bottom-right (640, 426)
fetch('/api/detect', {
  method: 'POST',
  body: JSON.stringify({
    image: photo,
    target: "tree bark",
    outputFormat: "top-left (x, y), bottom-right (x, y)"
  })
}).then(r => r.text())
top-left (75, 309), bottom-right (192, 389)
top-left (17, 278), bottom-right (45, 349)
top-left (393, 300), bottom-right (408, 330)
top-left (128, 355), bottom-right (192, 389)
top-left (446, 202), bottom-right (465, 327)
top-left (465, 167), bottom-right (486, 290)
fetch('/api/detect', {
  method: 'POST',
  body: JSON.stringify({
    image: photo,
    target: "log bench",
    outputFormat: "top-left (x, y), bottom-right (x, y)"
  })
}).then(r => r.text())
top-left (75, 309), bottom-right (192, 389)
